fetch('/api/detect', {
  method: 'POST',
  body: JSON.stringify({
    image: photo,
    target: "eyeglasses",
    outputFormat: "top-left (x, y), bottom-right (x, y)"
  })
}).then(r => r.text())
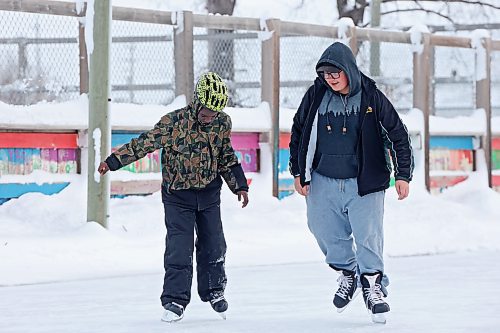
top-left (323, 71), bottom-right (341, 79)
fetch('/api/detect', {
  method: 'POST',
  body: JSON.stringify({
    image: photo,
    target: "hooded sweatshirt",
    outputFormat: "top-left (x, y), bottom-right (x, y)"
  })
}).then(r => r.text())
top-left (314, 42), bottom-right (363, 179)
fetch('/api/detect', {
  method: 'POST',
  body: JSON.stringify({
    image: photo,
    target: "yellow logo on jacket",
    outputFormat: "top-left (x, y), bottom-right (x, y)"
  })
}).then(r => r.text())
top-left (367, 106), bottom-right (373, 113)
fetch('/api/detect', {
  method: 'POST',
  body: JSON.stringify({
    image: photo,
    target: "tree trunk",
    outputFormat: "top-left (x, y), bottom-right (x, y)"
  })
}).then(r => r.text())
top-left (336, 0), bottom-right (368, 26)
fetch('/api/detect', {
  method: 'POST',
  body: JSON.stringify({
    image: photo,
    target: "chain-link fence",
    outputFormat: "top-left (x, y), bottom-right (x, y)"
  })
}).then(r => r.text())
top-left (193, 28), bottom-right (262, 108)
top-left (489, 30), bottom-right (500, 118)
top-left (111, 20), bottom-right (175, 105)
top-left (1, 4), bottom-right (499, 118)
top-left (280, 36), bottom-right (332, 108)
top-left (0, 10), bottom-right (80, 105)
top-left (0, 10), bottom-right (177, 106)
top-left (360, 41), bottom-right (414, 112)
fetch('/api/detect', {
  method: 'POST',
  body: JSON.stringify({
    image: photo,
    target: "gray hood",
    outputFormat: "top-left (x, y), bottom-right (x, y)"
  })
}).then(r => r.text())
top-left (316, 42), bottom-right (361, 97)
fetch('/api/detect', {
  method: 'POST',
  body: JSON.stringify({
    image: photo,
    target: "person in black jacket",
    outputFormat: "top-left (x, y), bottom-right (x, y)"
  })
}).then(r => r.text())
top-left (289, 42), bottom-right (413, 320)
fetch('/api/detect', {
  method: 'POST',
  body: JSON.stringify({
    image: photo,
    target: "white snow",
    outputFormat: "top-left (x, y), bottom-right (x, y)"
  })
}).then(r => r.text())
top-left (84, 0), bottom-right (95, 60)
top-left (257, 17), bottom-right (274, 42)
top-left (409, 24), bottom-right (430, 55)
top-left (92, 128), bottom-right (101, 183)
top-left (174, 11), bottom-right (184, 35)
top-left (430, 108), bottom-right (486, 135)
top-left (74, 0), bottom-right (84, 15)
top-left (335, 17), bottom-right (355, 42)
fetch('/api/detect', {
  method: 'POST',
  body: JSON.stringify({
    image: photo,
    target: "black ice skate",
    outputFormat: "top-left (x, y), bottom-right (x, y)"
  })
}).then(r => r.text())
top-left (210, 294), bottom-right (228, 320)
top-left (361, 272), bottom-right (390, 324)
top-left (161, 302), bottom-right (184, 323)
top-left (333, 269), bottom-right (359, 313)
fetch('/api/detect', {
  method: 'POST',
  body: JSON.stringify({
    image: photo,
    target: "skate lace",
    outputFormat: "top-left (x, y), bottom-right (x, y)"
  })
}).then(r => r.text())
top-left (364, 284), bottom-right (385, 304)
top-left (210, 296), bottom-right (225, 304)
top-left (336, 274), bottom-right (354, 299)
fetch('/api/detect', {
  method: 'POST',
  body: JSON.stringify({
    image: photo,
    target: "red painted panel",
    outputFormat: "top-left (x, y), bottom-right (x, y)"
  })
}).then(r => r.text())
top-left (231, 133), bottom-right (259, 149)
top-left (492, 138), bottom-right (500, 150)
top-left (430, 175), bottom-right (468, 189)
top-left (493, 175), bottom-right (500, 186)
top-left (430, 150), bottom-right (473, 171)
top-left (0, 132), bottom-right (78, 149)
top-left (279, 132), bottom-right (291, 149)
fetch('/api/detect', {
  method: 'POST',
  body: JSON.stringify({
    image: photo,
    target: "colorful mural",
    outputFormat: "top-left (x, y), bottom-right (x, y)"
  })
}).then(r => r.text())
top-left (0, 132), bottom-right (78, 203)
top-left (109, 131), bottom-right (260, 196)
top-left (111, 132), bottom-right (260, 174)
top-left (0, 132), bottom-right (79, 176)
top-left (277, 133), bottom-right (499, 198)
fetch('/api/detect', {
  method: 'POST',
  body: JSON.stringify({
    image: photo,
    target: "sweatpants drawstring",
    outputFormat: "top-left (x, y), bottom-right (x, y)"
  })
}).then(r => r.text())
top-left (338, 179), bottom-right (345, 193)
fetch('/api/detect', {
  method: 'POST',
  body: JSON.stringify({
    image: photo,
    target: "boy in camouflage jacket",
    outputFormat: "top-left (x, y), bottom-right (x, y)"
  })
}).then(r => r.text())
top-left (98, 72), bottom-right (249, 322)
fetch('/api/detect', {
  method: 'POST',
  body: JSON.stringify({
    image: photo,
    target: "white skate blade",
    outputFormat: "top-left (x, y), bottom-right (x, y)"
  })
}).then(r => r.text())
top-left (371, 313), bottom-right (386, 324)
top-left (218, 311), bottom-right (227, 320)
top-left (161, 310), bottom-right (184, 323)
top-left (336, 289), bottom-right (361, 313)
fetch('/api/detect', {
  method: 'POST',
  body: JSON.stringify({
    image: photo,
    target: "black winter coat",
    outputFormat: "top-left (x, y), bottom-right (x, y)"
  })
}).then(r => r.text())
top-left (289, 74), bottom-right (414, 196)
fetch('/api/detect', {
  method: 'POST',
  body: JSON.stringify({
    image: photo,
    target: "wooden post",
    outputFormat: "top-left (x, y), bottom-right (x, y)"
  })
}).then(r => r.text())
top-left (348, 26), bottom-right (358, 56)
top-left (87, 0), bottom-right (111, 228)
top-left (261, 18), bottom-right (281, 198)
top-left (78, 21), bottom-right (89, 94)
top-left (413, 33), bottom-right (431, 192)
top-left (429, 47), bottom-right (435, 115)
top-left (174, 11), bottom-right (194, 102)
top-left (369, 0), bottom-right (381, 76)
top-left (475, 36), bottom-right (492, 188)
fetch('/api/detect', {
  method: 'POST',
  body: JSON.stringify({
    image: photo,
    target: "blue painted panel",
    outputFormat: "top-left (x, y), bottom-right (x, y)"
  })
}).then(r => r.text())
top-left (0, 182), bottom-right (70, 201)
top-left (278, 178), bottom-right (295, 200)
top-left (430, 136), bottom-right (474, 150)
top-left (278, 149), bottom-right (290, 173)
top-left (0, 149), bottom-right (8, 175)
top-left (112, 132), bottom-right (141, 148)
top-left (278, 190), bottom-right (294, 200)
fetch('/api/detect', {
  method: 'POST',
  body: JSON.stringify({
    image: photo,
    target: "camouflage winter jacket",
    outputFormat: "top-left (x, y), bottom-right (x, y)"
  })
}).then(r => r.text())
top-left (105, 105), bottom-right (248, 193)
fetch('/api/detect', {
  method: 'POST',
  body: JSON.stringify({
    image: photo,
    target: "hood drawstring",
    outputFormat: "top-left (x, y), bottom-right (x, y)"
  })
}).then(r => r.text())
top-left (325, 93), bottom-right (334, 133)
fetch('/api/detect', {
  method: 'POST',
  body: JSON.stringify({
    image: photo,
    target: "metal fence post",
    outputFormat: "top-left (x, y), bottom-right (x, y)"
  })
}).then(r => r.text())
top-left (261, 18), bottom-right (281, 198)
top-left (174, 11), bottom-right (194, 102)
top-left (87, 0), bottom-right (111, 228)
top-left (413, 33), bottom-right (431, 192)
top-left (475, 35), bottom-right (492, 188)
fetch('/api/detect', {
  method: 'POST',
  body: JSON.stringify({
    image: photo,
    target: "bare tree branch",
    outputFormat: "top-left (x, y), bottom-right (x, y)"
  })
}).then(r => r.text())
top-left (380, 0), bottom-right (500, 11)
top-left (381, 7), bottom-right (456, 24)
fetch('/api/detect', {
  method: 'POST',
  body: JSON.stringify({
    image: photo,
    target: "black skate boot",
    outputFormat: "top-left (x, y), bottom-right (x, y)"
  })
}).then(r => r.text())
top-left (161, 302), bottom-right (184, 323)
top-left (361, 272), bottom-right (390, 324)
top-left (209, 293), bottom-right (228, 319)
top-left (333, 269), bottom-right (359, 313)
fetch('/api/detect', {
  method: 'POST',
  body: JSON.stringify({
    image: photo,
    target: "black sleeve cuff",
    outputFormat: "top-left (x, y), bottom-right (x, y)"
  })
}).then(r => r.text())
top-left (230, 164), bottom-right (249, 192)
top-left (395, 176), bottom-right (411, 183)
top-left (105, 154), bottom-right (123, 171)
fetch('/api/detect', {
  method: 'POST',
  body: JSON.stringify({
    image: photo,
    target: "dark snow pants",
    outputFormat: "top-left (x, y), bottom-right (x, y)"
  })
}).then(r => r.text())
top-left (160, 178), bottom-right (227, 308)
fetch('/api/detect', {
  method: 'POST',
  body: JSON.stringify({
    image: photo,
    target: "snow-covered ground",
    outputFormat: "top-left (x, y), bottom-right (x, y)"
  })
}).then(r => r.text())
top-left (1, 141), bottom-right (500, 331)
top-left (1, 251), bottom-right (499, 333)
